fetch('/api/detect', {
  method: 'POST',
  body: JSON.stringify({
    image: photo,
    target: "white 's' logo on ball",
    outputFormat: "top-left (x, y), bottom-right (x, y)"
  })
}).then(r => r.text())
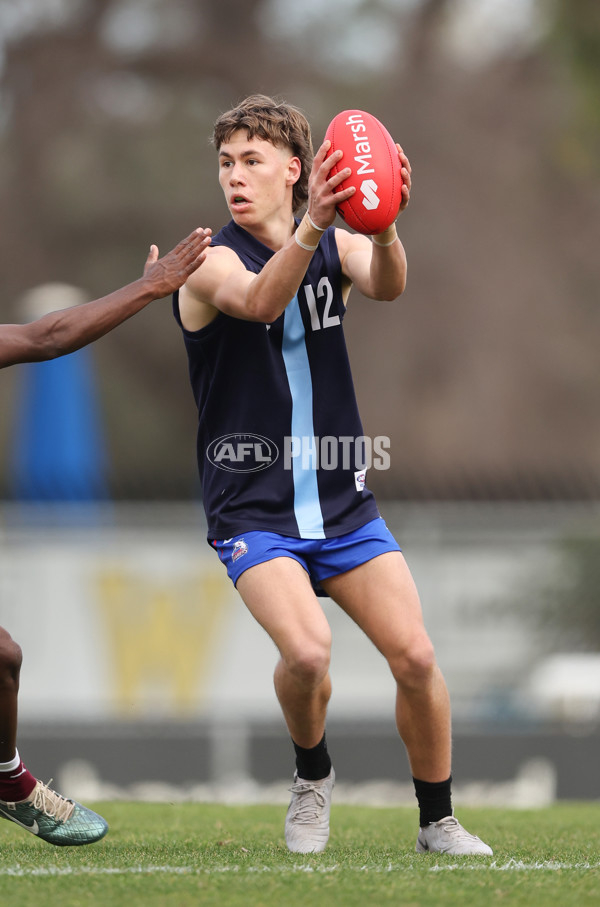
top-left (360, 179), bottom-right (380, 210)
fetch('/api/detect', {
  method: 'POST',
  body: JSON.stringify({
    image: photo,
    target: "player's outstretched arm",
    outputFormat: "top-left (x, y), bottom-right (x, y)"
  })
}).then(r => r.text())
top-left (338, 145), bottom-right (411, 302)
top-left (0, 227), bottom-right (211, 369)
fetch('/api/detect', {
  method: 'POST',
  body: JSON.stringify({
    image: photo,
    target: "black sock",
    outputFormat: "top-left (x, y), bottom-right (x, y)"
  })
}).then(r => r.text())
top-left (292, 733), bottom-right (332, 781)
top-left (413, 775), bottom-right (453, 827)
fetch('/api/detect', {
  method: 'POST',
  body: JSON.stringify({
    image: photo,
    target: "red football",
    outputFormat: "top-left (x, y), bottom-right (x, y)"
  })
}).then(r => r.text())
top-left (324, 109), bottom-right (403, 235)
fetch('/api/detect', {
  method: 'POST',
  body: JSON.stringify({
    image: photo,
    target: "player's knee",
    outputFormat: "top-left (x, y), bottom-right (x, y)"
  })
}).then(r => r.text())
top-left (388, 635), bottom-right (437, 689)
top-left (0, 628), bottom-right (23, 681)
top-left (284, 639), bottom-right (331, 687)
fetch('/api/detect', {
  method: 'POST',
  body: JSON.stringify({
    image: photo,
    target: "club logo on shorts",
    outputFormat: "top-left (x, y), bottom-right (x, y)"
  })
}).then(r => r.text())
top-left (232, 539), bottom-right (248, 562)
top-left (207, 433), bottom-right (279, 472)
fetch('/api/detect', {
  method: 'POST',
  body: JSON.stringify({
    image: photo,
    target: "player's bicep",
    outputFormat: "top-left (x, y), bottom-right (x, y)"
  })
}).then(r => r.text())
top-left (179, 247), bottom-right (259, 331)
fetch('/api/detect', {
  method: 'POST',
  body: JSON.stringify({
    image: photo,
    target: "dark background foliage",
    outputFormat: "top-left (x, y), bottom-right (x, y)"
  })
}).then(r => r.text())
top-left (1, 0), bottom-right (598, 501)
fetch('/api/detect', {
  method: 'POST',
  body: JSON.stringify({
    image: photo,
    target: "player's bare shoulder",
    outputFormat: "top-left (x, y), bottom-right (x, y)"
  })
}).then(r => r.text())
top-left (185, 243), bottom-right (242, 300)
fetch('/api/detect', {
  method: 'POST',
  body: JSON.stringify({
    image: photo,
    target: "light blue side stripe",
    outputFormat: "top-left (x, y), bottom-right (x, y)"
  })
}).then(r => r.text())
top-left (281, 296), bottom-right (325, 538)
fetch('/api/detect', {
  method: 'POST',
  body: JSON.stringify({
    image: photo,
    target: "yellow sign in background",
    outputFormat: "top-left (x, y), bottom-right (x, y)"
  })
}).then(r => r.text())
top-left (96, 566), bottom-right (231, 716)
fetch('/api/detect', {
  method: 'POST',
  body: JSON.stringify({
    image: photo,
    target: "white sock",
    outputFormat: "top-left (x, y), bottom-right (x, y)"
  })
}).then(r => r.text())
top-left (0, 749), bottom-right (21, 774)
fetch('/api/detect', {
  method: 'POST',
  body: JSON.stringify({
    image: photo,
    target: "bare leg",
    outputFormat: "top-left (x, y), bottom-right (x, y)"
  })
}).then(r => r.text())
top-left (322, 551), bottom-right (452, 782)
top-left (0, 627), bottom-right (22, 763)
top-left (236, 558), bottom-right (332, 749)
top-left (273, 659), bottom-right (332, 749)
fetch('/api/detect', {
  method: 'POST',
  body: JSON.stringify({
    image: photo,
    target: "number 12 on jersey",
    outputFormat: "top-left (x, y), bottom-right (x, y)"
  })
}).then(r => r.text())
top-left (303, 278), bottom-right (340, 332)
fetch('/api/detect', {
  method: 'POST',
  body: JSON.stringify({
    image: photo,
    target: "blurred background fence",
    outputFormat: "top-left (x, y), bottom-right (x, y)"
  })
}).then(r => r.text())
top-left (1, 0), bottom-right (600, 802)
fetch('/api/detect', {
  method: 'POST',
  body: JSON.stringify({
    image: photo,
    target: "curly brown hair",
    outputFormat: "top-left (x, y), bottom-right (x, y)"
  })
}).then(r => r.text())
top-left (211, 94), bottom-right (313, 213)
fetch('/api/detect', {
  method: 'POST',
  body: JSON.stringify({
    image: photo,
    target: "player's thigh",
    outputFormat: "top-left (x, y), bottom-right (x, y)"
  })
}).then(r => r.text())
top-left (236, 556), bottom-right (332, 660)
top-left (321, 551), bottom-right (428, 657)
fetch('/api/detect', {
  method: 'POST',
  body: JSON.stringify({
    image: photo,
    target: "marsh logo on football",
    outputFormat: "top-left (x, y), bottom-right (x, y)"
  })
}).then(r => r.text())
top-left (207, 433), bottom-right (279, 473)
top-left (360, 179), bottom-right (380, 211)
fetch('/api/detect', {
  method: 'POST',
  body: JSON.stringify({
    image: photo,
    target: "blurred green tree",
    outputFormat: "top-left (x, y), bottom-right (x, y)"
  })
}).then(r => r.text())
top-left (535, 532), bottom-right (600, 651)
top-left (550, 0), bottom-right (600, 169)
top-left (1, 0), bottom-right (599, 501)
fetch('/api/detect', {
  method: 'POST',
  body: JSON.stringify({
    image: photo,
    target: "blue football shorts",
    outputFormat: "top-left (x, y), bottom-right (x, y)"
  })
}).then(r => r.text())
top-left (211, 517), bottom-right (401, 595)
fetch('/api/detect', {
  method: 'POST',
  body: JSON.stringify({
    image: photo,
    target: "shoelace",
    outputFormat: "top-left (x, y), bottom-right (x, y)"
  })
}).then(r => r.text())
top-left (31, 781), bottom-right (75, 823)
top-left (288, 781), bottom-right (328, 825)
top-left (436, 817), bottom-right (479, 841)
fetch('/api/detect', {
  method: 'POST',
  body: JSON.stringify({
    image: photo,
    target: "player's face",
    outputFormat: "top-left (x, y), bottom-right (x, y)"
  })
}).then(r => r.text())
top-left (218, 130), bottom-right (299, 227)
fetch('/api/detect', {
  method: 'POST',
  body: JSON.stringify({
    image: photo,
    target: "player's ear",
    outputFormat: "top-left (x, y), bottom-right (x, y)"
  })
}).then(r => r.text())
top-left (286, 156), bottom-right (302, 186)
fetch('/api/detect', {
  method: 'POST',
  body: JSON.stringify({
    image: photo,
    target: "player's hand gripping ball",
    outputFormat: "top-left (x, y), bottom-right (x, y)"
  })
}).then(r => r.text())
top-left (324, 110), bottom-right (403, 235)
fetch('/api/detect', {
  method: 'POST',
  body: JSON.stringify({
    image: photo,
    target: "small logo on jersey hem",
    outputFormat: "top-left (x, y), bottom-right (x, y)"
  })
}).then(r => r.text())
top-left (232, 539), bottom-right (248, 562)
top-left (354, 469), bottom-right (366, 491)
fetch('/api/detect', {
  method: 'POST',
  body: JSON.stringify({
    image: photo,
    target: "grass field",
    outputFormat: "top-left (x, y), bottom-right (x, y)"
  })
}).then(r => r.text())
top-left (1, 801), bottom-right (599, 906)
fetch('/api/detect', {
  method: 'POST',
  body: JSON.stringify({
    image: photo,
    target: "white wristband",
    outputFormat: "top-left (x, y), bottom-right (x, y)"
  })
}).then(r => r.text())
top-left (306, 212), bottom-right (326, 232)
top-left (372, 232), bottom-right (398, 247)
top-left (294, 232), bottom-right (318, 252)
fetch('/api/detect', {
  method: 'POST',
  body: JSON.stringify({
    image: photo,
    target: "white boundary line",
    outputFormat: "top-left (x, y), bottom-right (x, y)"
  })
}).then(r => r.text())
top-left (1, 860), bottom-right (600, 877)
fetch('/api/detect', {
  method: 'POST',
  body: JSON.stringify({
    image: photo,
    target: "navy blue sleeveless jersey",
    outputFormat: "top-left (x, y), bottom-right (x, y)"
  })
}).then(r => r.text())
top-left (172, 219), bottom-right (380, 540)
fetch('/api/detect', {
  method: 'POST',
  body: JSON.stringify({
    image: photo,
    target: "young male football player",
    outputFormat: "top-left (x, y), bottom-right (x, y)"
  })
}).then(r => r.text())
top-left (174, 95), bottom-right (492, 856)
top-left (0, 227), bottom-right (210, 845)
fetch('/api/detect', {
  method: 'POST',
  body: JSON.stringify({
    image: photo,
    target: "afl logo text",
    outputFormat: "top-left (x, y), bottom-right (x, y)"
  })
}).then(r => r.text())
top-left (207, 433), bottom-right (279, 473)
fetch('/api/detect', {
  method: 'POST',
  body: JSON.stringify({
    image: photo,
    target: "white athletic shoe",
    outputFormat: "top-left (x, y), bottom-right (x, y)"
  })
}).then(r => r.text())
top-left (285, 768), bottom-right (335, 853)
top-left (416, 815), bottom-right (493, 855)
